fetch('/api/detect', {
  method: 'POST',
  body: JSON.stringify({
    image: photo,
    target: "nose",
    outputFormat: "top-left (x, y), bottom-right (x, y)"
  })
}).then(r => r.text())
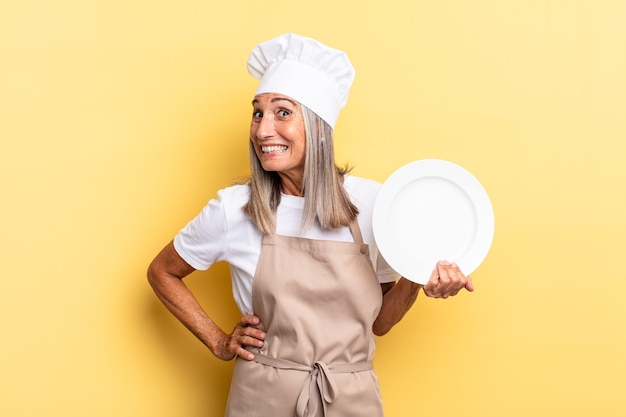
top-left (256, 114), bottom-right (275, 140)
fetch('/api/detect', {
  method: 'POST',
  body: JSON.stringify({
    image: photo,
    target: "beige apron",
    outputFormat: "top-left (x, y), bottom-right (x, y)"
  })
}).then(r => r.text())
top-left (225, 221), bottom-right (384, 417)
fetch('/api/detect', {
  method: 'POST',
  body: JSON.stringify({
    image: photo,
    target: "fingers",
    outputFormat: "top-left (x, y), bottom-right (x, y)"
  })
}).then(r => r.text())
top-left (231, 315), bottom-right (266, 361)
top-left (239, 314), bottom-right (261, 327)
top-left (238, 315), bottom-right (266, 346)
top-left (423, 261), bottom-right (473, 299)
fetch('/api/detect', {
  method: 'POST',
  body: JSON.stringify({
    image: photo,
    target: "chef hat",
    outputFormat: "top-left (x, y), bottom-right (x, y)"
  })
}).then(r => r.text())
top-left (247, 33), bottom-right (355, 129)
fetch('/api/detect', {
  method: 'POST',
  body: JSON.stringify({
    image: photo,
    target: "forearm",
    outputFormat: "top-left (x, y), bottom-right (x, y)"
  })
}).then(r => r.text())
top-left (373, 278), bottom-right (421, 336)
top-left (148, 268), bottom-right (225, 353)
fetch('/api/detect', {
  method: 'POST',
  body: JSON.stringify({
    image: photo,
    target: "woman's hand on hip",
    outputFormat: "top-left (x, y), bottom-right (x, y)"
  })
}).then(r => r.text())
top-left (423, 260), bottom-right (474, 299)
top-left (215, 315), bottom-right (266, 361)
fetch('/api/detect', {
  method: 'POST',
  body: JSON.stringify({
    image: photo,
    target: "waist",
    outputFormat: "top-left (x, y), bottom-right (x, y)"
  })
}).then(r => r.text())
top-left (251, 351), bottom-right (373, 373)
top-left (249, 351), bottom-right (374, 417)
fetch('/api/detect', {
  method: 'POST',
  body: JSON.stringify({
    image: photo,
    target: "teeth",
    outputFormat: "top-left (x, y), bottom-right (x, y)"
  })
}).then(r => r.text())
top-left (261, 145), bottom-right (288, 153)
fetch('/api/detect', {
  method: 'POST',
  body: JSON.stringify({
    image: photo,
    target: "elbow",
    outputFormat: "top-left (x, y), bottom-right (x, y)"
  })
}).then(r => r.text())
top-left (372, 320), bottom-right (394, 337)
top-left (146, 260), bottom-right (161, 289)
top-left (372, 327), bottom-right (388, 337)
top-left (146, 264), bottom-right (156, 288)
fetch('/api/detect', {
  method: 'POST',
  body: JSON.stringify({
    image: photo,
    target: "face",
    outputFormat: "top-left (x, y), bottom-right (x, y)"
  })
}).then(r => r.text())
top-left (250, 93), bottom-right (306, 189)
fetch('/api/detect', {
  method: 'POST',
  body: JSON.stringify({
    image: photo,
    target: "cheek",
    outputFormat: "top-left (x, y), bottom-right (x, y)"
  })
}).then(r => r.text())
top-left (286, 123), bottom-right (306, 148)
top-left (250, 138), bottom-right (261, 160)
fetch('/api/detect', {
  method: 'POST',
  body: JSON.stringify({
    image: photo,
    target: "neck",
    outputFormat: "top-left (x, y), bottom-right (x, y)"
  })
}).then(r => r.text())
top-left (278, 173), bottom-right (303, 196)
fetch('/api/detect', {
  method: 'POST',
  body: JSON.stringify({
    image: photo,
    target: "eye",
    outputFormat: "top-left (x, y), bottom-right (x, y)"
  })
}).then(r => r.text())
top-left (252, 109), bottom-right (263, 119)
top-left (277, 109), bottom-right (291, 118)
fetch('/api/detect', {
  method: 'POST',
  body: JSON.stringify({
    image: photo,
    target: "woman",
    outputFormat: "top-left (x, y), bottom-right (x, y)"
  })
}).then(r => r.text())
top-left (148, 33), bottom-right (473, 417)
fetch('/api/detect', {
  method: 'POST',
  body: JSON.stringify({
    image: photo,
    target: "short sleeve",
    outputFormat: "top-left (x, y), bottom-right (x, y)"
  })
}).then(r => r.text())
top-left (375, 252), bottom-right (401, 283)
top-left (344, 176), bottom-right (401, 284)
top-left (173, 196), bottom-right (228, 271)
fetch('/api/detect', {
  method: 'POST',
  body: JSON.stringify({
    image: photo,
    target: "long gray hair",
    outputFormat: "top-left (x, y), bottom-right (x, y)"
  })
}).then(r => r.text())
top-left (243, 105), bottom-right (358, 235)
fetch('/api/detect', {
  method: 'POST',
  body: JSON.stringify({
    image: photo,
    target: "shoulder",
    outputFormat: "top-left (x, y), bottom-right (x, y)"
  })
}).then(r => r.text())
top-left (344, 175), bottom-right (382, 189)
top-left (186, 183), bottom-right (251, 233)
top-left (215, 183), bottom-right (250, 209)
top-left (343, 175), bottom-right (381, 208)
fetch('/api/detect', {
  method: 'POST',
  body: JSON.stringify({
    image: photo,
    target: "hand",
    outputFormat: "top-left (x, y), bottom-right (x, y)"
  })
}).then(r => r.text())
top-left (214, 315), bottom-right (266, 361)
top-left (423, 260), bottom-right (474, 299)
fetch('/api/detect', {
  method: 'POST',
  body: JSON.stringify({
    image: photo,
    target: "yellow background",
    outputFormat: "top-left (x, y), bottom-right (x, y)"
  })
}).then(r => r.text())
top-left (2, 1), bottom-right (625, 416)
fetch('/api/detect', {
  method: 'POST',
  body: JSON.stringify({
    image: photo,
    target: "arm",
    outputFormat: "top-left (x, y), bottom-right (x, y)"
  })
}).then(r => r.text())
top-left (147, 241), bottom-right (265, 361)
top-left (372, 260), bottom-right (474, 336)
top-left (372, 278), bottom-right (421, 336)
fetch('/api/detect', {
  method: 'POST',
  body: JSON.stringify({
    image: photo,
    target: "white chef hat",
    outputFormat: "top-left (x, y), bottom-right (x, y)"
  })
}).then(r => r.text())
top-left (247, 33), bottom-right (355, 129)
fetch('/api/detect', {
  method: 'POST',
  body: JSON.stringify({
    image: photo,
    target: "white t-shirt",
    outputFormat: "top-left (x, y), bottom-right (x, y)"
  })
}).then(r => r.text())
top-left (174, 175), bottom-right (400, 314)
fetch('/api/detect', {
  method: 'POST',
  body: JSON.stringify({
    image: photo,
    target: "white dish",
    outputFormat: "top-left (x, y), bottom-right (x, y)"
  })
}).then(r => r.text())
top-left (373, 159), bottom-right (494, 284)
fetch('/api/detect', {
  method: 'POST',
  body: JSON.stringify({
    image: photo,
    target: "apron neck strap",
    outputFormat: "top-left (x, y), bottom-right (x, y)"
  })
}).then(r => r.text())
top-left (348, 219), bottom-right (364, 244)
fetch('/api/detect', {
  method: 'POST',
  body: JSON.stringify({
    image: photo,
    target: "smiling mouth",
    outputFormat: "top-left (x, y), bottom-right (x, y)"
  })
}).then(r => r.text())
top-left (261, 145), bottom-right (288, 154)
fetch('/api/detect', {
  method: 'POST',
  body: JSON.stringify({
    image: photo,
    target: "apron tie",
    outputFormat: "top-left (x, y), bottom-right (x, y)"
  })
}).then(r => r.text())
top-left (296, 361), bottom-right (337, 417)
top-left (251, 352), bottom-right (373, 417)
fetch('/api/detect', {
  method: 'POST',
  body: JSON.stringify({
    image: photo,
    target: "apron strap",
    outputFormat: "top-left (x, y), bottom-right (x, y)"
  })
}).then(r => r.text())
top-left (251, 352), bottom-right (373, 417)
top-left (348, 219), bottom-right (364, 244)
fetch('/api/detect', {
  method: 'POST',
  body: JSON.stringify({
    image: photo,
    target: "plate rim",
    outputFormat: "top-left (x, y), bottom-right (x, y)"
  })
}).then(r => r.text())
top-left (373, 159), bottom-right (494, 284)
